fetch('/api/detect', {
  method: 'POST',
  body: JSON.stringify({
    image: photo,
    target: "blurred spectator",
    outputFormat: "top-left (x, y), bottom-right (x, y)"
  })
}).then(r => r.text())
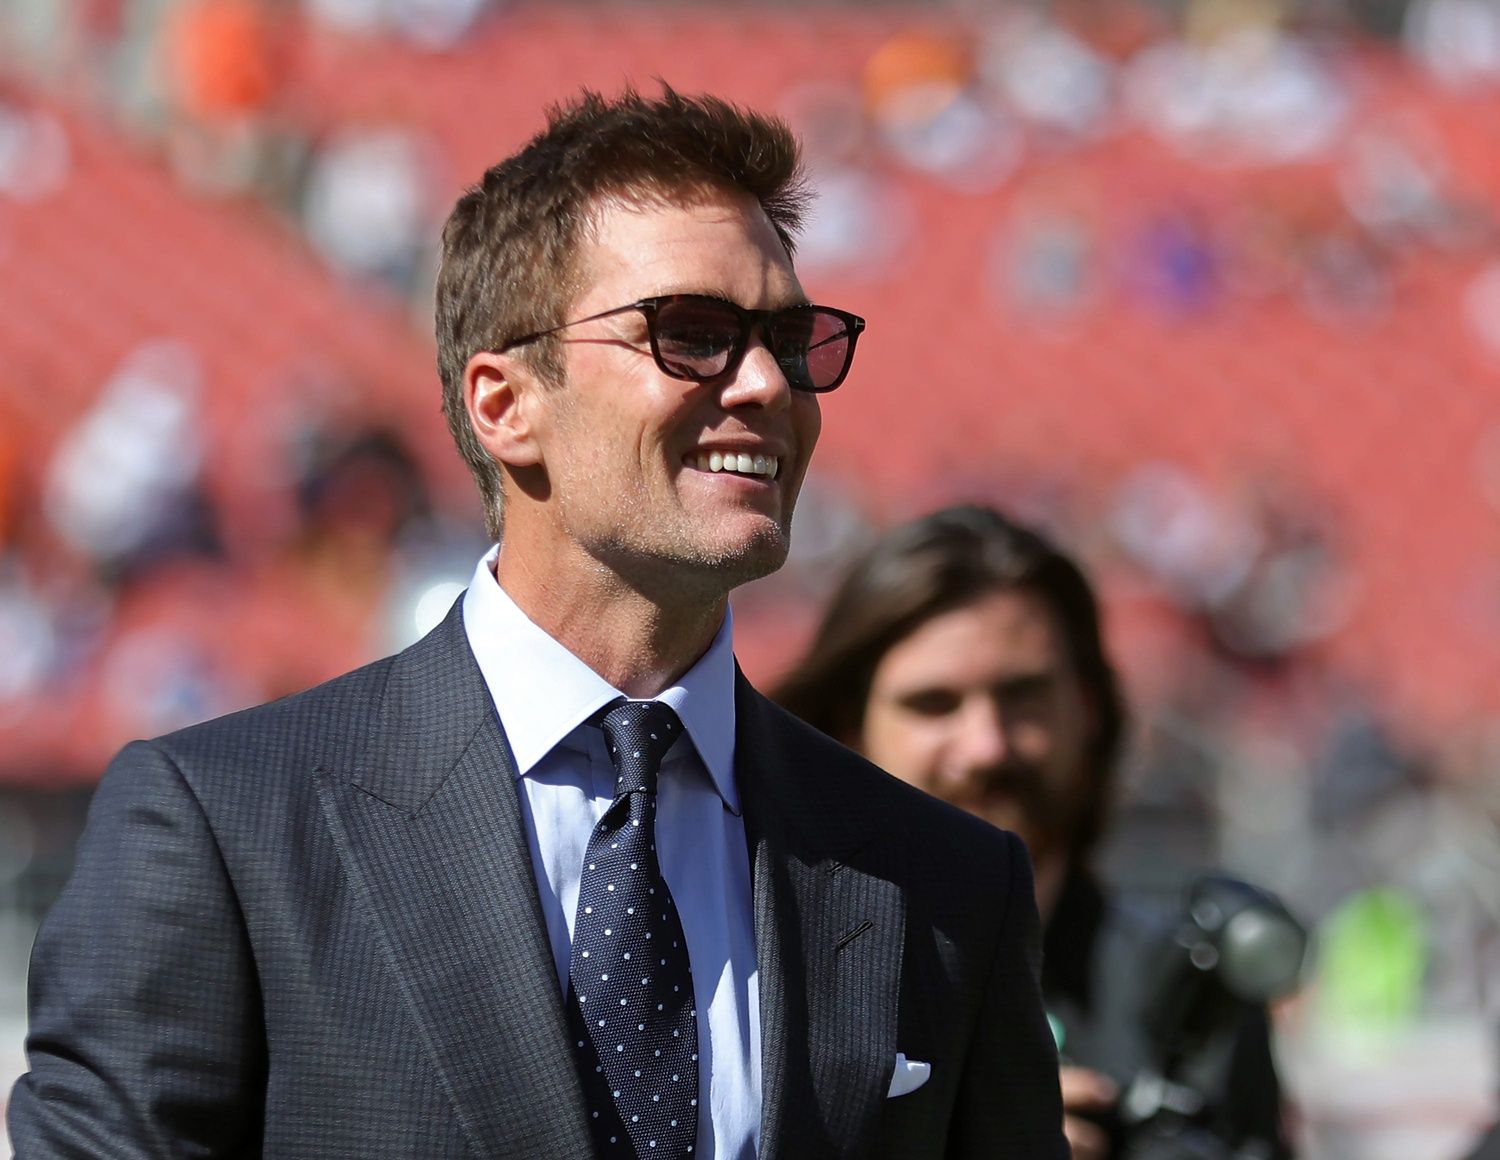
top-left (0, 98), bottom-right (71, 202)
top-left (783, 84), bottom-right (911, 279)
top-left (1315, 888), bottom-right (1428, 1029)
top-left (290, 424), bottom-right (432, 566)
top-left (1109, 462), bottom-right (1265, 614)
top-left (99, 619), bottom-right (255, 737)
top-left (1286, 719), bottom-right (1500, 1156)
top-left (797, 163), bottom-right (912, 279)
top-left (166, 0), bottom-right (278, 126)
top-left (305, 0), bottom-right (494, 51)
top-left (1299, 228), bottom-right (1393, 319)
top-left (1124, 20), bottom-right (1349, 164)
top-left (981, 11), bottom-right (1117, 140)
top-left (41, 339), bottom-right (221, 586)
top-left (0, 569), bottom-right (55, 710)
top-left (162, 0), bottom-right (299, 196)
top-left (1338, 128), bottom-right (1458, 248)
top-left (1404, 0), bottom-right (1500, 87)
top-left (1123, 205), bottom-right (1221, 314)
top-left (1108, 465), bottom-right (1354, 664)
top-left (1311, 719), bottom-right (1500, 1026)
top-left (991, 197), bottom-right (1101, 320)
top-left (862, 29), bottom-right (1021, 192)
top-left (775, 504), bottom-right (1293, 1160)
top-left (299, 121), bottom-right (439, 294)
top-left (246, 421), bottom-right (445, 681)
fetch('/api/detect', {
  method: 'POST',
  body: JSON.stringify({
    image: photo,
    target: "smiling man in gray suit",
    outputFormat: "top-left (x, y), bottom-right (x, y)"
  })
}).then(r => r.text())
top-left (10, 87), bottom-right (1066, 1159)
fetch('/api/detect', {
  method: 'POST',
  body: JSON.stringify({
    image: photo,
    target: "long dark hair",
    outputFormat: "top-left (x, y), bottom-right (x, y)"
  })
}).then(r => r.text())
top-left (774, 503), bottom-right (1126, 862)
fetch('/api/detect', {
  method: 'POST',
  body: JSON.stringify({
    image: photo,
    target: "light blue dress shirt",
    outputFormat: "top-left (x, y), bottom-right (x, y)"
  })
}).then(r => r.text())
top-left (462, 552), bottom-right (760, 1160)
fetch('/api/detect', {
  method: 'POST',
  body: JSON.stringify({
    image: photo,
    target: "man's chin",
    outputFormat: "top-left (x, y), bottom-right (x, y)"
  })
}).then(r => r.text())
top-left (606, 523), bottom-right (791, 595)
top-left (702, 529), bottom-right (792, 588)
top-left (977, 800), bottom-right (1051, 861)
top-left (981, 803), bottom-right (1029, 841)
top-left (693, 512), bottom-right (794, 578)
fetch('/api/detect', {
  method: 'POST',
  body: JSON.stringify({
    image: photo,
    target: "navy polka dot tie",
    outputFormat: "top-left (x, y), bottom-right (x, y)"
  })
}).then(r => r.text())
top-left (567, 700), bottom-right (699, 1159)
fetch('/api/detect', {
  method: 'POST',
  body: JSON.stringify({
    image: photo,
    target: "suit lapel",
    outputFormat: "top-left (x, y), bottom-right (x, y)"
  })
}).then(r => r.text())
top-left (736, 678), bottom-right (906, 1160)
top-left (315, 605), bottom-right (593, 1159)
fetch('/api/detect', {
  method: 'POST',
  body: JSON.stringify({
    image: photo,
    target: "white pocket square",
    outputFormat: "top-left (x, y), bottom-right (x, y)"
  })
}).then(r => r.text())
top-left (887, 1052), bottom-right (931, 1098)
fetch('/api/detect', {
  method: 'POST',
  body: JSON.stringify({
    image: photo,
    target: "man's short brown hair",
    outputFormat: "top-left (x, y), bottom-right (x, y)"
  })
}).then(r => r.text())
top-left (435, 84), bottom-right (809, 541)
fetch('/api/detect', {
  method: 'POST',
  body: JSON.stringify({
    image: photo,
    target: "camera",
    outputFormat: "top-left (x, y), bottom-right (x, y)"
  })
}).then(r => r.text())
top-left (1115, 875), bottom-right (1306, 1160)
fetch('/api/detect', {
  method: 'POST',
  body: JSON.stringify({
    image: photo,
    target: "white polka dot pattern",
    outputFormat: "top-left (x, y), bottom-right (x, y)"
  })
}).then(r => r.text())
top-left (567, 700), bottom-right (697, 1159)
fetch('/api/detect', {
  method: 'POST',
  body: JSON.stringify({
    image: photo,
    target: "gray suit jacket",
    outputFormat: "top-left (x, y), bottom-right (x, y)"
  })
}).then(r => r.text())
top-left (10, 604), bottom-right (1065, 1158)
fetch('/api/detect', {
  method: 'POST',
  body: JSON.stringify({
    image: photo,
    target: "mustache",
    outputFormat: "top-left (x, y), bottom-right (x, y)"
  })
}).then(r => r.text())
top-left (974, 764), bottom-right (1047, 798)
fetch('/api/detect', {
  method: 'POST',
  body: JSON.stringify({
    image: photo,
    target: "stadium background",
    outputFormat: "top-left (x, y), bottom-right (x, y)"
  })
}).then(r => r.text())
top-left (3, 0), bottom-right (1500, 1153)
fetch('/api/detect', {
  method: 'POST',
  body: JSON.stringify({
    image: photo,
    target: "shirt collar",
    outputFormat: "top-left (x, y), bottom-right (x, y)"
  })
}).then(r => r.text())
top-left (461, 549), bottom-right (740, 813)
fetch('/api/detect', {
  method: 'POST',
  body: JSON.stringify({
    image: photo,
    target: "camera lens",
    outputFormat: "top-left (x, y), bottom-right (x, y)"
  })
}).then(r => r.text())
top-left (1219, 906), bottom-right (1305, 1001)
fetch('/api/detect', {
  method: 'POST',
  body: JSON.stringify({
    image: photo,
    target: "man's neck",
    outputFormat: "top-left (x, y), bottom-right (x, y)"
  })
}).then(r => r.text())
top-left (492, 542), bottom-right (728, 698)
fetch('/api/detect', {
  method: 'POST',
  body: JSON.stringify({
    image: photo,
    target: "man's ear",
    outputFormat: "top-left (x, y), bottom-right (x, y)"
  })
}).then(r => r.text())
top-left (464, 350), bottom-right (544, 469)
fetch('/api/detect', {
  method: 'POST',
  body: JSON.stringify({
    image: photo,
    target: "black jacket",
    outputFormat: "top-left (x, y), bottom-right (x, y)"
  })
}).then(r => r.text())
top-left (1043, 867), bottom-right (1291, 1159)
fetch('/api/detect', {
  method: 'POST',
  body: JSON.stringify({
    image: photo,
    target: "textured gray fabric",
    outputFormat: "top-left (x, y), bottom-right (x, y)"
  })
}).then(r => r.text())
top-left (9, 601), bottom-right (1067, 1158)
top-left (737, 682), bottom-right (1068, 1160)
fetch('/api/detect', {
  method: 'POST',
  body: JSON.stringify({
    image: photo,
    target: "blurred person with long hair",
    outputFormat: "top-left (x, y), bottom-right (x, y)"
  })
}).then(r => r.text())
top-left (776, 503), bottom-right (1291, 1160)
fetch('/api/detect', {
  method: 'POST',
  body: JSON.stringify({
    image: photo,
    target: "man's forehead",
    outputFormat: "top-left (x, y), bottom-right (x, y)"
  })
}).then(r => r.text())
top-left (570, 186), bottom-right (798, 299)
top-left (893, 590), bottom-right (1077, 677)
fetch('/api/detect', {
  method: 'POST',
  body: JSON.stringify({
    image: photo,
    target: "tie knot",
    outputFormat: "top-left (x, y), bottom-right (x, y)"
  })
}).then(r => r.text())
top-left (600, 700), bottom-right (683, 795)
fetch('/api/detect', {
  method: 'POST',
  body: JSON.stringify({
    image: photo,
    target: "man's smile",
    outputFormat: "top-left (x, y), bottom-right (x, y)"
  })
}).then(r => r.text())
top-left (683, 450), bottom-right (783, 480)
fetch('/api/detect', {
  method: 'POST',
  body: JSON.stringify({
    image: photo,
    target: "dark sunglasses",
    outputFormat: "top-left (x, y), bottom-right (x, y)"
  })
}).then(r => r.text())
top-left (499, 294), bottom-right (866, 393)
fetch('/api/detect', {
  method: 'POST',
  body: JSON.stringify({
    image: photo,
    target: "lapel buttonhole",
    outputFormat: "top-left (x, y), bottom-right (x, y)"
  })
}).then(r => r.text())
top-left (835, 919), bottom-right (873, 952)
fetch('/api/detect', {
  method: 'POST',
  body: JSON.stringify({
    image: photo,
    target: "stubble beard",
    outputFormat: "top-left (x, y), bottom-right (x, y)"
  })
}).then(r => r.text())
top-left (547, 396), bottom-right (801, 599)
top-left (586, 507), bottom-right (795, 604)
top-left (978, 765), bottom-right (1078, 869)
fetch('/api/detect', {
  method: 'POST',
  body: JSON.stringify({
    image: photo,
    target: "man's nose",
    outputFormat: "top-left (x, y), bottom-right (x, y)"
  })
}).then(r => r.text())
top-left (718, 338), bottom-right (792, 411)
top-left (941, 700), bottom-right (1009, 786)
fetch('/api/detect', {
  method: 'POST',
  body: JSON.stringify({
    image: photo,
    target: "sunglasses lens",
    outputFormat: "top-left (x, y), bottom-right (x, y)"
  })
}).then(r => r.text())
top-left (771, 308), bottom-right (855, 392)
top-left (649, 297), bottom-right (859, 390)
top-left (652, 299), bottom-right (743, 380)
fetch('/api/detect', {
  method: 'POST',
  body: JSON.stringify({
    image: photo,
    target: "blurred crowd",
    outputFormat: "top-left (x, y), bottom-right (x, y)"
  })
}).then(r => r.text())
top-left (5, 0), bottom-right (1500, 303)
top-left (2, 0), bottom-right (1500, 1153)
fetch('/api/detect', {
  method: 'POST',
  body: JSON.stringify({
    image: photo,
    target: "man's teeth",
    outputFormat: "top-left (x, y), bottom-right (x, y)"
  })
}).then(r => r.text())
top-left (695, 451), bottom-right (779, 478)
